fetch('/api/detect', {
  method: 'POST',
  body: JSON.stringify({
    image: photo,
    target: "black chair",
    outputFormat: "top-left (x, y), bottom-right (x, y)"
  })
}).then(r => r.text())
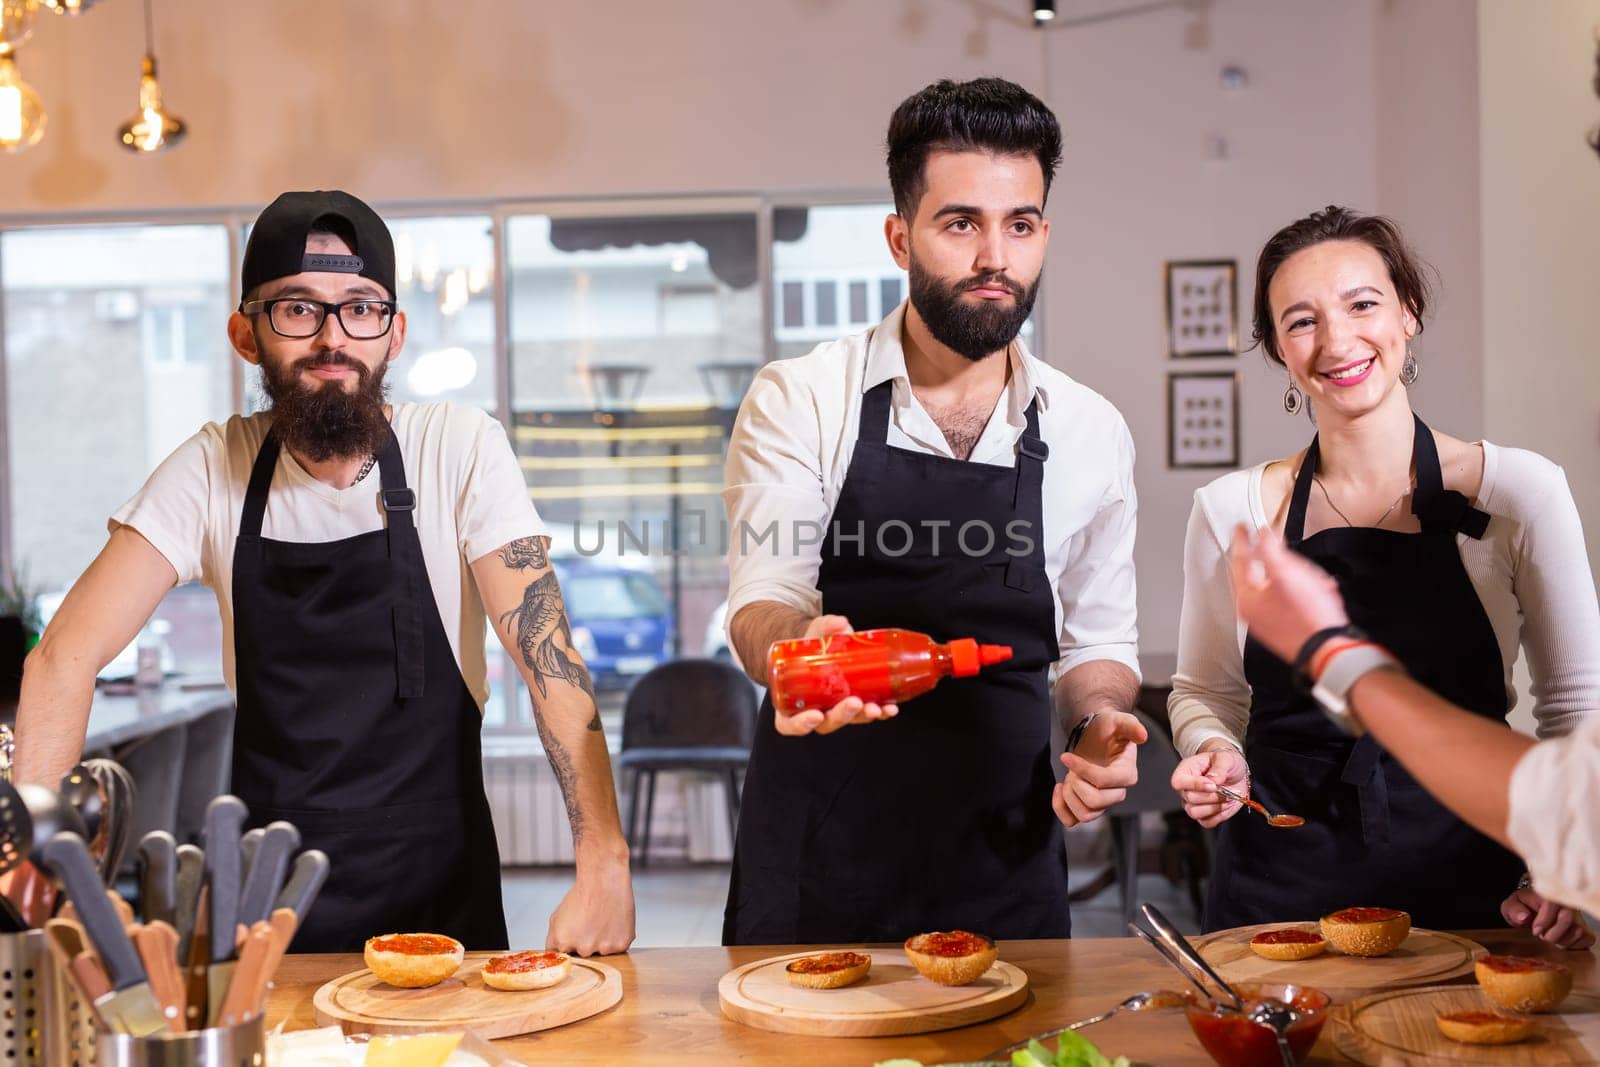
top-left (617, 658), bottom-right (758, 867)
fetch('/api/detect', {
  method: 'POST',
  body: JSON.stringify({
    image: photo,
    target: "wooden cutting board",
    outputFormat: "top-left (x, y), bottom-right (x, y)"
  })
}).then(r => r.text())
top-left (313, 953), bottom-right (622, 1039)
top-left (1192, 922), bottom-right (1483, 996)
top-left (718, 949), bottom-right (1028, 1037)
top-left (1332, 984), bottom-right (1600, 1064)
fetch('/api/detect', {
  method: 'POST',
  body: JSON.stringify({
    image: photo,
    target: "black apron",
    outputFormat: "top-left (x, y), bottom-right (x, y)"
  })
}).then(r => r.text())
top-left (1205, 416), bottom-right (1522, 931)
top-left (230, 427), bottom-right (508, 951)
top-left (724, 374), bottom-right (1068, 945)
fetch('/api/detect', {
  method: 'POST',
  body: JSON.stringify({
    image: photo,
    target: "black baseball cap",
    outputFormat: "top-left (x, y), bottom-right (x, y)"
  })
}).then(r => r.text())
top-left (240, 190), bottom-right (396, 303)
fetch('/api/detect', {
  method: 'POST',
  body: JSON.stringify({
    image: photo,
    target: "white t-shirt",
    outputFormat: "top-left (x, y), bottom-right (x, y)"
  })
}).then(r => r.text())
top-left (1168, 442), bottom-right (1600, 756)
top-left (723, 301), bottom-right (1140, 679)
top-left (110, 402), bottom-right (545, 711)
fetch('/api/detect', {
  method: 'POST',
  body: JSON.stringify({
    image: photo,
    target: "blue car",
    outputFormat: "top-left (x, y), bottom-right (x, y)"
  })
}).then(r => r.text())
top-left (558, 561), bottom-right (674, 690)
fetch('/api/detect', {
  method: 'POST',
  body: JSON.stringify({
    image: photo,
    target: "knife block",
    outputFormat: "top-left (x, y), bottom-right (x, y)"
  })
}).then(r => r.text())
top-left (2, 928), bottom-right (98, 1067)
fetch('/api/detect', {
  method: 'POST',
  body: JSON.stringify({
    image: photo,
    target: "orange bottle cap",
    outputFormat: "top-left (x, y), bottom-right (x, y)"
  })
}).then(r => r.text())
top-left (948, 638), bottom-right (980, 676)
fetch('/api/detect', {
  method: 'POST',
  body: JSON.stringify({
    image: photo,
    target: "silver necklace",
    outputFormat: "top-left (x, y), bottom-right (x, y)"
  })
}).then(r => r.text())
top-left (1314, 474), bottom-right (1415, 528)
top-left (354, 453), bottom-right (378, 484)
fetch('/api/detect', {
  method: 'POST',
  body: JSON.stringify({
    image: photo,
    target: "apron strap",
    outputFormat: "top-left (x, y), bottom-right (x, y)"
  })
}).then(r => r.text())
top-left (1012, 396), bottom-right (1049, 508)
top-left (376, 430), bottom-right (427, 700)
top-left (1410, 414), bottom-right (1490, 539)
top-left (859, 379), bottom-right (893, 443)
top-left (240, 431), bottom-right (283, 540)
top-left (1284, 437), bottom-right (1321, 545)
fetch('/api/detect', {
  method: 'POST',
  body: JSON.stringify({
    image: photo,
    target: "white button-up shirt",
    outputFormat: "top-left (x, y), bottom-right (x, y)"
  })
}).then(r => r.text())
top-left (723, 302), bottom-right (1140, 679)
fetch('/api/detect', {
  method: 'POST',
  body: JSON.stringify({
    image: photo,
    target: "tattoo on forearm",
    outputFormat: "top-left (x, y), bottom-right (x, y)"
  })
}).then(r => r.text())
top-left (498, 538), bottom-right (597, 704)
top-left (531, 708), bottom-right (585, 841)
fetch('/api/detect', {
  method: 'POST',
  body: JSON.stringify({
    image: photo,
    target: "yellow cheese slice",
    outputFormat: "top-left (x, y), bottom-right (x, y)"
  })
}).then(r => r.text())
top-left (364, 1033), bottom-right (464, 1067)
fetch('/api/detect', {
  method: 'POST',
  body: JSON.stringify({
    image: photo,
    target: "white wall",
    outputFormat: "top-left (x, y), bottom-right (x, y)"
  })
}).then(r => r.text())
top-left (3, 0), bottom-right (1593, 664)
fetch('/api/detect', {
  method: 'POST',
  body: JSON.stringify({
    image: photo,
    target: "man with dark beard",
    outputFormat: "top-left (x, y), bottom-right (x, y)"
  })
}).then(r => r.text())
top-left (722, 79), bottom-right (1145, 944)
top-left (10, 191), bottom-right (635, 957)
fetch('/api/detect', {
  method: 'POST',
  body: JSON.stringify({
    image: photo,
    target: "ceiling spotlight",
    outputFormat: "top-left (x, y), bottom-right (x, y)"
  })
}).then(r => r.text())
top-left (40, 0), bottom-right (97, 13)
top-left (1033, 1), bottom-right (1055, 25)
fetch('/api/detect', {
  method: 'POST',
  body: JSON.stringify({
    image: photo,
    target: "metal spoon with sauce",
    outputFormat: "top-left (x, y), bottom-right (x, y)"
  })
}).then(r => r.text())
top-left (1215, 784), bottom-right (1305, 829)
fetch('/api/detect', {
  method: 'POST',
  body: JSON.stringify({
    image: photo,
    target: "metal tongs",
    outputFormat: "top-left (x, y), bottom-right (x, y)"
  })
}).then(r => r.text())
top-left (1128, 903), bottom-right (1296, 1067)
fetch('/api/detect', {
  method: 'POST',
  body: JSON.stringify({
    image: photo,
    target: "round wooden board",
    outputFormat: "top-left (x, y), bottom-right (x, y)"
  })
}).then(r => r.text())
top-left (1192, 922), bottom-right (1484, 996)
top-left (718, 949), bottom-right (1028, 1038)
top-left (1332, 984), bottom-right (1600, 1064)
top-left (313, 953), bottom-right (622, 1039)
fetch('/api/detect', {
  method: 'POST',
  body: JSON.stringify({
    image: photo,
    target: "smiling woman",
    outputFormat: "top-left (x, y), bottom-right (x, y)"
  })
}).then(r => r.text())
top-left (1167, 205), bottom-right (1600, 942)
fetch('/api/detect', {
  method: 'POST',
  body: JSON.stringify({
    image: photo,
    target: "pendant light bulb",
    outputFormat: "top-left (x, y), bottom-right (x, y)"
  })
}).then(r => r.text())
top-left (118, 53), bottom-right (184, 152)
top-left (1033, 0), bottom-right (1056, 24)
top-left (0, 52), bottom-right (45, 153)
top-left (0, 0), bottom-right (40, 54)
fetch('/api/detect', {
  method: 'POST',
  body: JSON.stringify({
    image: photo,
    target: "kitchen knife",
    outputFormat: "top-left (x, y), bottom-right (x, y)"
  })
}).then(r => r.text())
top-left (273, 848), bottom-right (330, 933)
top-left (185, 885), bottom-right (209, 1030)
top-left (173, 843), bottom-right (204, 960)
top-left (136, 830), bottom-right (177, 927)
top-left (202, 795), bottom-right (247, 1026)
top-left (236, 821), bottom-right (300, 927)
top-left (38, 832), bottom-right (167, 1036)
top-left (131, 920), bottom-right (186, 1034)
top-left (238, 827), bottom-right (264, 891)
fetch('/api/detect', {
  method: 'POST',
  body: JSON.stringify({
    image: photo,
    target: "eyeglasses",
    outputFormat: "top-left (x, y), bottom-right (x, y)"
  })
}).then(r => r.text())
top-left (239, 297), bottom-right (397, 340)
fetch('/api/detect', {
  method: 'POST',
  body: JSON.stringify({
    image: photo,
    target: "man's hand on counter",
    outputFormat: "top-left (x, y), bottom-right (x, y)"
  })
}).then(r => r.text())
top-left (773, 613), bottom-right (900, 737)
top-left (1501, 886), bottom-right (1597, 950)
top-left (546, 850), bottom-right (636, 956)
top-left (1054, 710), bottom-right (1146, 828)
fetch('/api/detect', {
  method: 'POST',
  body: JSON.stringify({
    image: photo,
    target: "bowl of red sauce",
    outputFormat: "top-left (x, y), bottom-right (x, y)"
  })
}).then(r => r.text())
top-left (1184, 983), bottom-right (1332, 1067)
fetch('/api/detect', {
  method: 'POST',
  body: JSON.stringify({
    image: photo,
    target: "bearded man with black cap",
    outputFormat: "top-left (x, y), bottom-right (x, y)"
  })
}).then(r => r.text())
top-left (9, 190), bottom-right (636, 955)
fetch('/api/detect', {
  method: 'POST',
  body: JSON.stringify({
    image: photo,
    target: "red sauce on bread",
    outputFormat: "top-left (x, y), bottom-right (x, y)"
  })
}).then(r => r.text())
top-left (369, 934), bottom-right (460, 955)
top-left (909, 931), bottom-right (992, 957)
top-left (1478, 954), bottom-right (1565, 974)
top-left (484, 950), bottom-right (567, 974)
top-left (1252, 930), bottom-right (1325, 945)
top-left (1439, 1011), bottom-right (1518, 1025)
top-left (786, 952), bottom-right (870, 974)
top-left (1325, 907), bottom-right (1405, 924)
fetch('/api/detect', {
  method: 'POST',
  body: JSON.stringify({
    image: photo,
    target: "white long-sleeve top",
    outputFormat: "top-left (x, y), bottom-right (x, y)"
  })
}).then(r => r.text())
top-left (1169, 442), bottom-right (1600, 757)
top-left (1509, 719), bottom-right (1600, 914)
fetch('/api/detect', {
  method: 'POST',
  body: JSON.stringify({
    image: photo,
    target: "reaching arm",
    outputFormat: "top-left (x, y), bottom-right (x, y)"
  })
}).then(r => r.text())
top-left (14, 526), bottom-right (177, 787)
top-left (472, 535), bottom-right (634, 954)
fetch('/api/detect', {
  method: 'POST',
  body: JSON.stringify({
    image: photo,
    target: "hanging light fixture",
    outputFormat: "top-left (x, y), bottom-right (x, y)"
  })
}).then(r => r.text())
top-left (1, 0), bottom-right (39, 53)
top-left (0, 52), bottom-right (44, 153)
top-left (1033, 0), bottom-right (1056, 25)
top-left (40, 0), bottom-right (97, 14)
top-left (117, 0), bottom-right (184, 153)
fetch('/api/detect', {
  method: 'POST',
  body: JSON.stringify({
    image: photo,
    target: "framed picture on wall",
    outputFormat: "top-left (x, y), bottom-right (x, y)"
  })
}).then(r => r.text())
top-left (1164, 259), bottom-right (1238, 357)
top-left (1168, 371), bottom-right (1239, 469)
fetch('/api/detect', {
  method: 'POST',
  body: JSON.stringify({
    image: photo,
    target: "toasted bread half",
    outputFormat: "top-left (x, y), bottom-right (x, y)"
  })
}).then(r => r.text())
top-left (1249, 928), bottom-right (1328, 961)
top-left (1319, 907), bottom-right (1410, 957)
top-left (1436, 1010), bottom-right (1536, 1045)
top-left (904, 931), bottom-right (998, 986)
top-left (482, 950), bottom-right (573, 991)
top-left (784, 951), bottom-right (872, 989)
top-left (364, 933), bottom-right (465, 988)
top-left (1475, 955), bottom-right (1573, 1013)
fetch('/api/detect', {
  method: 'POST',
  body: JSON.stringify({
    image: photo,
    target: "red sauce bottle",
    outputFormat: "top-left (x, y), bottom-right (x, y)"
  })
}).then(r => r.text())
top-left (766, 628), bottom-right (1012, 715)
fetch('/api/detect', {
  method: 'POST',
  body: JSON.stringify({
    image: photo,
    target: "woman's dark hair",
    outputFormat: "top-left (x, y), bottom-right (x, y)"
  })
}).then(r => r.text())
top-left (885, 77), bottom-right (1063, 219)
top-left (1250, 205), bottom-right (1434, 366)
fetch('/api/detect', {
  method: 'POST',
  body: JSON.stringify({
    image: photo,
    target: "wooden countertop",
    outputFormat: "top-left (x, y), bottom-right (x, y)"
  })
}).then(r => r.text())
top-left (265, 929), bottom-right (1597, 1065)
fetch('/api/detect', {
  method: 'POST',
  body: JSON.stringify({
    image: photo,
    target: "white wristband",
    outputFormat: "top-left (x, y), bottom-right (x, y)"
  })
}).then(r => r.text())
top-left (1310, 644), bottom-right (1404, 736)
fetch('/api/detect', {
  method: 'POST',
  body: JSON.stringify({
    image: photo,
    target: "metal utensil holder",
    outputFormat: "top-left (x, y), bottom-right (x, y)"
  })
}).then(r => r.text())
top-left (2, 928), bottom-right (98, 1067)
top-left (97, 1015), bottom-right (263, 1067)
